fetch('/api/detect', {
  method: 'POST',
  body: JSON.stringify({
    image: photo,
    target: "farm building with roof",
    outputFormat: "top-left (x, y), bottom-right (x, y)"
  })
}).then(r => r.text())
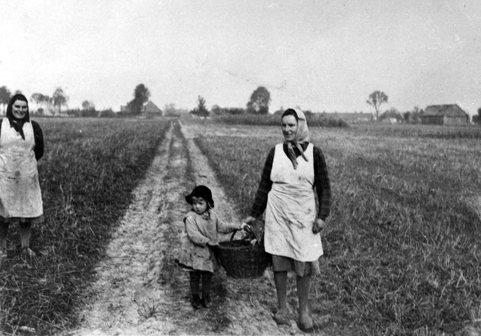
top-left (120, 100), bottom-right (163, 115)
top-left (421, 104), bottom-right (469, 125)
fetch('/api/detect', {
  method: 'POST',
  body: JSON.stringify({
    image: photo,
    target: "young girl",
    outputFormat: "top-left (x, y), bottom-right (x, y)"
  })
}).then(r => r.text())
top-left (176, 185), bottom-right (248, 309)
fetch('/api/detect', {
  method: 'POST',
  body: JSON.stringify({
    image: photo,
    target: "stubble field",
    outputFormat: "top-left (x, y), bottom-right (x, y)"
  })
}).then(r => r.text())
top-left (2, 116), bottom-right (481, 335)
top-left (191, 120), bottom-right (481, 335)
top-left (0, 117), bottom-right (171, 335)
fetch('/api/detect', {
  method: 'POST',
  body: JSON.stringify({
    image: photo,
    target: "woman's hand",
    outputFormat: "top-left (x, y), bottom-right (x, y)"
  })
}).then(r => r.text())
top-left (243, 216), bottom-right (256, 224)
top-left (312, 218), bottom-right (326, 234)
top-left (240, 222), bottom-right (251, 231)
top-left (207, 240), bottom-right (219, 247)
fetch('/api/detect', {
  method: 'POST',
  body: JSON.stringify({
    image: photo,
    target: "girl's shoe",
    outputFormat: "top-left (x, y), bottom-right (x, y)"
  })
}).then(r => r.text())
top-left (274, 308), bottom-right (290, 325)
top-left (201, 294), bottom-right (212, 308)
top-left (192, 294), bottom-right (202, 309)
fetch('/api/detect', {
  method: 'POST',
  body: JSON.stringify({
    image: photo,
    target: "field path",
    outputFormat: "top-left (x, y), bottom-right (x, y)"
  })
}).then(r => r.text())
top-left (66, 121), bottom-right (318, 336)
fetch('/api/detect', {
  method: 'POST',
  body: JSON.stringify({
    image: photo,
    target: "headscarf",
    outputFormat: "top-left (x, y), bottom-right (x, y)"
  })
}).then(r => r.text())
top-left (6, 94), bottom-right (30, 140)
top-left (281, 108), bottom-right (310, 170)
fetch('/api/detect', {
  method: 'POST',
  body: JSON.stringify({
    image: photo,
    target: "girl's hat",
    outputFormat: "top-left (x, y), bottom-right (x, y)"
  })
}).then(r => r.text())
top-left (185, 185), bottom-right (214, 208)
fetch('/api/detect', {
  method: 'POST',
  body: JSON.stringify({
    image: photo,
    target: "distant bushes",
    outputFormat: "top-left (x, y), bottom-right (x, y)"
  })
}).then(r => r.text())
top-left (210, 113), bottom-right (349, 128)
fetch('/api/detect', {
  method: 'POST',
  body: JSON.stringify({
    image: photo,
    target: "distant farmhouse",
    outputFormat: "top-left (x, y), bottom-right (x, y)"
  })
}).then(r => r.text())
top-left (120, 100), bottom-right (163, 115)
top-left (421, 104), bottom-right (469, 125)
top-left (330, 112), bottom-right (374, 124)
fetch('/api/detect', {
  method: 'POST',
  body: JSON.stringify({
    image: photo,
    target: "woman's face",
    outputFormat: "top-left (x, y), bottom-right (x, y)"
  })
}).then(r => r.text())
top-left (281, 115), bottom-right (298, 142)
top-left (12, 100), bottom-right (28, 119)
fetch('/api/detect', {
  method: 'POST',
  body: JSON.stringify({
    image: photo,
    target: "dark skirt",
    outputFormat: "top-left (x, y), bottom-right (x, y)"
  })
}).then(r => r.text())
top-left (271, 255), bottom-right (321, 277)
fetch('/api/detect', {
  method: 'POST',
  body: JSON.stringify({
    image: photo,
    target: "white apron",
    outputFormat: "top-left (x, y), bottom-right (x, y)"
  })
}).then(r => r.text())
top-left (0, 118), bottom-right (43, 218)
top-left (265, 143), bottom-right (323, 262)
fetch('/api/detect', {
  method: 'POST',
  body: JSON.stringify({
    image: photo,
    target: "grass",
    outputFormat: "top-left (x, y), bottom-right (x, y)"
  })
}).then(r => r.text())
top-left (0, 117), bottom-right (171, 335)
top-left (193, 121), bottom-right (481, 335)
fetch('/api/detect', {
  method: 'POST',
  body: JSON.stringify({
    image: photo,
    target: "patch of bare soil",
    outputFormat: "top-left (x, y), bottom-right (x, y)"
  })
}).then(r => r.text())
top-left (64, 121), bottom-right (333, 336)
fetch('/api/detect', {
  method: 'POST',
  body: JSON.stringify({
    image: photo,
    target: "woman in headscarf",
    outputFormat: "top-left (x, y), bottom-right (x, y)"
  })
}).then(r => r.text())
top-left (0, 94), bottom-right (44, 262)
top-left (244, 108), bottom-right (331, 332)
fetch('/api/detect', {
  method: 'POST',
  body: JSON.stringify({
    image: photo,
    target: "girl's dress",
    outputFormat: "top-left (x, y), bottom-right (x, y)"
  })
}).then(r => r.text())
top-left (0, 118), bottom-right (43, 222)
top-left (176, 209), bottom-right (240, 273)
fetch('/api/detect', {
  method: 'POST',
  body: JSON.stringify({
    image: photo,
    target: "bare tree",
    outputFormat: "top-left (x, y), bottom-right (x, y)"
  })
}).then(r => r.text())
top-left (0, 86), bottom-right (11, 114)
top-left (52, 87), bottom-right (68, 116)
top-left (366, 91), bottom-right (388, 119)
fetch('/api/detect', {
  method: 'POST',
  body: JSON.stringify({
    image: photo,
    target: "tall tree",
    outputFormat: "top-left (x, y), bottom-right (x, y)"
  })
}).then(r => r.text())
top-left (52, 87), bottom-right (68, 115)
top-left (246, 86), bottom-right (271, 114)
top-left (190, 96), bottom-right (209, 118)
top-left (82, 100), bottom-right (95, 111)
top-left (366, 91), bottom-right (388, 119)
top-left (0, 86), bottom-right (11, 114)
top-left (127, 84), bottom-right (150, 114)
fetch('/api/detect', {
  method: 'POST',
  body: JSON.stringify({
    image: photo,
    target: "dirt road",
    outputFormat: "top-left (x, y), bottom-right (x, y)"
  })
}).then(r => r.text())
top-left (66, 121), bottom-right (323, 336)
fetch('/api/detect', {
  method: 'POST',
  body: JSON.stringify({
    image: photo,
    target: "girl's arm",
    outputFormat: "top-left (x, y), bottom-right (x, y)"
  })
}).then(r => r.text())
top-left (212, 211), bottom-right (242, 234)
top-left (184, 216), bottom-right (210, 246)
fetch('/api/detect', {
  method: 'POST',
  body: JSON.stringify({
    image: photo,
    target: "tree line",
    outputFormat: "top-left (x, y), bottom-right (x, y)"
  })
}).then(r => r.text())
top-left (0, 86), bottom-right (69, 116)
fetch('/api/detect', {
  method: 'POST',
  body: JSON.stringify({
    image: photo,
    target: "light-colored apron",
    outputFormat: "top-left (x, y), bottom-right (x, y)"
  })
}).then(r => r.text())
top-left (265, 143), bottom-right (323, 262)
top-left (0, 118), bottom-right (43, 218)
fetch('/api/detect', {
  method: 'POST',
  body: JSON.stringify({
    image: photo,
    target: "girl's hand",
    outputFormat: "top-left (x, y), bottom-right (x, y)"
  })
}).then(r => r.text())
top-left (243, 216), bottom-right (256, 224)
top-left (207, 241), bottom-right (219, 247)
top-left (312, 218), bottom-right (326, 234)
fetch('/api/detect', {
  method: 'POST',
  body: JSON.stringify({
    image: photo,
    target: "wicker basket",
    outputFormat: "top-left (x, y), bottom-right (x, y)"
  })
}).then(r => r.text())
top-left (216, 229), bottom-right (270, 279)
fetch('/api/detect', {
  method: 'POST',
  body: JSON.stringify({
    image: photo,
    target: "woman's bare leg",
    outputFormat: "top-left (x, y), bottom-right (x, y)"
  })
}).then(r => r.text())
top-left (0, 221), bottom-right (8, 253)
top-left (19, 221), bottom-right (35, 258)
top-left (297, 275), bottom-right (313, 331)
top-left (273, 271), bottom-right (289, 324)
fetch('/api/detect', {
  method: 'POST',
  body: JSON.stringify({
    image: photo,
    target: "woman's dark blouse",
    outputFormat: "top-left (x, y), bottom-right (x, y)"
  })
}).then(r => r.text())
top-left (250, 143), bottom-right (331, 221)
top-left (0, 120), bottom-right (44, 161)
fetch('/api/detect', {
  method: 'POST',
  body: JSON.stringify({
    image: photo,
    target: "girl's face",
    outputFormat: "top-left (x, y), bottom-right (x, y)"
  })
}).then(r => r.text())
top-left (281, 115), bottom-right (298, 142)
top-left (12, 100), bottom-right (28, 119)
top-left (191, 196), bottom-right (208, 215)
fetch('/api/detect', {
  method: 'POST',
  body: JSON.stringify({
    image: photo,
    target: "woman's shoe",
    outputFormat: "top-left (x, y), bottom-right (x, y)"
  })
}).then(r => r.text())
top-left (192, 294), bottom-right (202, 309)
top-left (201, 294), bottom-right (212, 308)
top-left (273, 308), bottom-right (290, 325)
top-left (298, 312), bottom-right (314, 333)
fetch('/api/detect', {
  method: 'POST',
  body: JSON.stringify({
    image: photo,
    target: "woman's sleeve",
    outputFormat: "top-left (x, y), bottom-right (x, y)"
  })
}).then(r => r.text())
top-left (184, 216), bottom-right (210, 246)
top-left (249, 147), bottom-right (275, 218)
top-left (32, 121), bottom-right (44, 161)
top-left (313, 146), bottom-right (331, 220)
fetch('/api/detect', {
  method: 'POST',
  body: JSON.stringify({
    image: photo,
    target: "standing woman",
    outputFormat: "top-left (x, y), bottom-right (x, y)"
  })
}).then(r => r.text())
top-left (0, 94), bottom-right (44, 261)
top-left (244, 108), bottom-right (331, 332)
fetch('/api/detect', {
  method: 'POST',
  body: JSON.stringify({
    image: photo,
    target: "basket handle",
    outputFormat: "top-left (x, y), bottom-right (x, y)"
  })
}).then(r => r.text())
top-left (230, 229), bottom-right (239, 241)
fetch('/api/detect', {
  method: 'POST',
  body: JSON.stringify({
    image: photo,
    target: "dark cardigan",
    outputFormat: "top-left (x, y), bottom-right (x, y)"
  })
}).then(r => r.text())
top-left (0, 119), bottom-right (44, 161)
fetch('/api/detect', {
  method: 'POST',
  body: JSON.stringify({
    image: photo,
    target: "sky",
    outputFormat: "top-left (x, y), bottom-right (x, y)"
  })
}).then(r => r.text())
top-left (1, 0), bottom-right (481, 116)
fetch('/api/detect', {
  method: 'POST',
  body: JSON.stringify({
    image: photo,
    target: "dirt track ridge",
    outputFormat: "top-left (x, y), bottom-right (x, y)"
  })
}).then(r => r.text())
top-left (66, 121), bottom-right (317, 336)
